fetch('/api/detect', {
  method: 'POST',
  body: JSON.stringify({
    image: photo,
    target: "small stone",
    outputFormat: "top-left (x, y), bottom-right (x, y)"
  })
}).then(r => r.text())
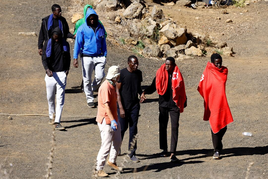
top-left (226, 19), bottom-right (233, 23)
top-left (8, 116), bottom-right (13, 120)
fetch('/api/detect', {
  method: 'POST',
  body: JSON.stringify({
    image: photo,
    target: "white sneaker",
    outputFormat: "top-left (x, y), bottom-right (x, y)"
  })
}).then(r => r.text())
top-left (191, 3), bottom-right (197, 9)
top-left (129, 155), bottom-right (140, 163)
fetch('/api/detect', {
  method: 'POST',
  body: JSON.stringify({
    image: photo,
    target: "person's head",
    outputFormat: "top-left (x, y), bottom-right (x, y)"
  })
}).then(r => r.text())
top-left (86, 8), bottom-right (98, 27)
top-left (52, 4), bottom-right (61, 18)
top-left (165, 57), bottom-right (176, 73)
top-left (106, 66), bottom-right (120, 82)
top-left (211, 53), bottom-right (222, 69)
top-left (127, 55), bottom-right (139, 72)
top-left (52, 27), bottom-right (62, 43)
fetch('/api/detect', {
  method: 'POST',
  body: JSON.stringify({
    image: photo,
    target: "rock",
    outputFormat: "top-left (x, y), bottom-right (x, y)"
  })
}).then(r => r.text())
top-left (106, 0), bottom-right (118, 9)
top-left (123, 2), bottom-right (144, 19)
top-left (185, 40), bottom-right (194, 49)
top-left (176, 54), bottom-right (193, 61)
top-left (142, 45), bottom-right (160, 57)
top-left (165, 48), bottom-right (177, 58)
top-left (141, 17), bottom-right (157, 37)
top-left (160, 44), bottom-right (171, 56)
top-left (159, 23), bottom-right (177, 39)
top-left (226, 19), bottom-right (233, 23)
top-left (222, 47), bottom-right (234, 56)
top-left (158, 35), bottom-right (169, 45)
top-left (176, 0), bottom-right (192, 6)
top-left (151, 5), bottom-right (165, 21)
top-left (173, 44), bottom-right (185, 53)
top-left (128, 19), bottom-right (142, 36)
top-left (18, 32), bottom-right (37, 36)
top-left (115, 16), bottom-right (121, 23)
top-left (71, 13), bottom-right (83, 24)
top-left (175, 28), bottom-right (187, 45)
top-left (125, 37), bottom-right (138, 45)
top-left (185, 46), bottom-right (203, 56)
top-left (167, 2), bottom-right (175, 6)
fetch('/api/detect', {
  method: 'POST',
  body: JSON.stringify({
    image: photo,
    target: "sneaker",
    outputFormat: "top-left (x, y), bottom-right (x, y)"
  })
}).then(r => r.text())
top-left (87, 102), bottom-right (96, 108)
top-left (94, 170), bottom-right (108, 177)
top-left (129, 155), bottom-right (140, 163)
top-left (191, 3), bottom-right (197, 9)
top-left (213, 151), bottom-right (220, 160)
top-left (107, 161), bottom-right (123, 171)
top-left (54, 123), bottom-right (65, 130)
top-left (170, 155), bottom-right (179, 162)
top-left (159, 150), bottom-right (168, 157)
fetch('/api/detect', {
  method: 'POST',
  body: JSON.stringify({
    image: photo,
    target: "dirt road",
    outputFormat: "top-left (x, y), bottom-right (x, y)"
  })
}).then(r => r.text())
top-left (0, 0), bottom-right (267, 178)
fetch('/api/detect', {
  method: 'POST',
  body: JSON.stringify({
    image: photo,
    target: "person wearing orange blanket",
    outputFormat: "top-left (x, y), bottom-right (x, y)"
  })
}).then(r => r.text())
top-left (141, 57), bottom-right (187, 162)
top-left (197, 53), bottom-right (233, 160)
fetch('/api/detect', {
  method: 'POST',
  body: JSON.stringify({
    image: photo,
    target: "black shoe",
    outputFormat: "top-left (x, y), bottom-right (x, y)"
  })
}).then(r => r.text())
top-left (87, 102), bottom-right (96, 108)
top-left (54, 123), bottom-right (65, 130)
top-left (213, 151), bottom-right (221, 160)
top-left (159, 150), bottom-right (168, 157)
top-left (170, 155), bottom-right (179, 162)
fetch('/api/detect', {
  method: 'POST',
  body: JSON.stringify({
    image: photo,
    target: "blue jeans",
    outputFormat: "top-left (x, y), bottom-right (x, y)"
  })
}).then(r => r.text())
top-left (118, 103), bottom-right (140, 157)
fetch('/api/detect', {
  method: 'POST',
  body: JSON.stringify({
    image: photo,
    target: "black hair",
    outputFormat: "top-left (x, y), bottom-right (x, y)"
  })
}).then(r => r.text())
top-left (166, 57), bottom-right (175, 65)
top-left (211, 53), bottom-right (222, 63)
top-left (51, 4), bottom-right (61, 12)
top-left (128, 55), bottom-right (138, 63)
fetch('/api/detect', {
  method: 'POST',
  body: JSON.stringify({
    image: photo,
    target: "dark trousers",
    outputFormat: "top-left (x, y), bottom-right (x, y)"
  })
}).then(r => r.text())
top-left (211, 126), bottom-right (227, 152)
top-left (118, 103), bottom-right (140, 157)
top-left (159, 106), bottom-right (180, 153)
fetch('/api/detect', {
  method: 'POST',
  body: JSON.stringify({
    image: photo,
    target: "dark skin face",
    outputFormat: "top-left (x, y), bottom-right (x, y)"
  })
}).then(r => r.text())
top-left (127, 58), bottom-right (139, 72)
top-left (165, 60), bottom-right (175, 73)
top-left (88, 14), bottom-right (98, 26)
top-left (53, 8), bottom-right (61, 19)
top-left (213, 58), bottom-right (222, 69)
top-left (52, 34), bottom-right (59, 42)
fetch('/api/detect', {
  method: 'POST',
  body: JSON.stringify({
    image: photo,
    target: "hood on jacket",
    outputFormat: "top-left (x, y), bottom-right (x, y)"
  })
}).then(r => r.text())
top-left (85, 8), bottom-right (99, 26)
top-left (51, 26), bottom-right (62, 39)
top-left (83, 4), bottom-right (93, 20)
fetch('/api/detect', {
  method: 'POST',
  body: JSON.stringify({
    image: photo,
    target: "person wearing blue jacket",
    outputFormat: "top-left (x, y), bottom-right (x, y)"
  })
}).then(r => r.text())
top-left (73, 8), bottom-right (107, 108)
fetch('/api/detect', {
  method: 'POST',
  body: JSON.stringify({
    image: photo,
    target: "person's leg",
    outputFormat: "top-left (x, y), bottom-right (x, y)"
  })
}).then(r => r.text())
top-left (81, 56), bottom-right (94, 104)
top-left (211, 126), bottom-right (227, 152)
top-left (169, 106), bottom-right (180, 155)
top-left (159, 106), bottom-right (169, 151)
top-left (53, 72), bottom-right (67, 124)
top-left (128, 103), bottom-right (140, 157)
top-left (118, 106), bottom-right (128, 142)
top-left (96, 119), bottom-right (113, 171)
top-left (92, 56), bottom-right (106, 92)
top-left (45, 74), bottom-right (56, 121)
top-left (109, 122), bottom-right (122, 163)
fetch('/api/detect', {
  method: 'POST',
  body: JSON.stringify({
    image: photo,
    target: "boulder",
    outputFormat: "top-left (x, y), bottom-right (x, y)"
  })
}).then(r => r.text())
top-left (185, 46), bottom-right (203, 56)
top-left (175, 28), bottom-right (187, 45)
top-left (159, 23), bottom-right (177, 39)
top-left (115, 16), bottom-right (121, 23)
top-left (142, 45), bottom-right (160, 57)
top-left (106, 0), bottom-right (118, 8)
top-left (176, 0), bottom-right (192, 6)
top-left (158, 35), bottom-right (169, 45)
top-left (151, 5), bottom-right (165, 21)
top-left (141, 17), bottom-right (157, 37)
top-left (160, 44), bottom-right (171, 56)
top-left (173, 45), bottom-right (185, 54)
top-left (128, 19), bottom-right (142, 36)
top-left (185, 40), bottom-right (194, 49)
top-left (222, 47), bottom-right (234, 56)
top-left (165, 48), bottom-right (177, 58)
top-left (123, 2), bottom-right (144, 19)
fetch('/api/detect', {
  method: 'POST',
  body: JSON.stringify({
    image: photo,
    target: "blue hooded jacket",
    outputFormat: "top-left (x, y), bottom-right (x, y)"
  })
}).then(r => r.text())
top-left (73, 8), bottom-right (107, 59)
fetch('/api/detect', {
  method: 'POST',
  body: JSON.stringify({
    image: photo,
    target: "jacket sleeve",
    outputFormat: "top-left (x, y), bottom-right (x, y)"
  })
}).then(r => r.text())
top-left (38, 21), bottom-right (45, 49)
top-left (41, 41), bottom-right (49, 70)
top-left (101, 26), bottom-right (107, 57)
top-left (144, 77), bottom-right (156, 94)
top-left (62, 17), bottom-right (74, 39)
top-left (73, 28), bottom-right (83, 59)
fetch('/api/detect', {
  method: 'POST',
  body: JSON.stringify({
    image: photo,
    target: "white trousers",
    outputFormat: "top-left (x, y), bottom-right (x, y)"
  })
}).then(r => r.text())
top-left (45, 72), bottom-right (67, 123)
top-left (81, 56), bottom-right (106, 103)
top-left (96, 119), bottom-right (121, 171)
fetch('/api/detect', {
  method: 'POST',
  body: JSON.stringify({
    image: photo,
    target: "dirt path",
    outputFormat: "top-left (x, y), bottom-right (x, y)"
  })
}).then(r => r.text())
top-left (0, 0), bottom-right (267, 178)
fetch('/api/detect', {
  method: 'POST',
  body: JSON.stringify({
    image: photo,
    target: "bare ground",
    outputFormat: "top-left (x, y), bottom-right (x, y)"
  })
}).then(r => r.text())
top-left (0, 0), bottom-right (267, 178)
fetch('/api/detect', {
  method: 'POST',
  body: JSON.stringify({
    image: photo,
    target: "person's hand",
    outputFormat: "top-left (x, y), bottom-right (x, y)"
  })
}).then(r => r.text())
top-left (65, 70), bottom-right (69, 76)
top-left (73, 59), bottom-right (78, 68)
top-left (73, 34), bottom-right (76, 39)
top-left (38, 49), bottom-right (42, 56)
top-left (140, 92), bottom-right (146, 103)
top-left (119, 108), bottom-right (125, 118)
top-left (111, 120), bottom-right (118, 131)
top-left (46, 69), bottom-right (53, 77)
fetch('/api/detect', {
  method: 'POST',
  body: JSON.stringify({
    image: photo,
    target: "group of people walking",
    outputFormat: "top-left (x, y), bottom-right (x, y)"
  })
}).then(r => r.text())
top-left (38, 4), bottom-right (233, 177)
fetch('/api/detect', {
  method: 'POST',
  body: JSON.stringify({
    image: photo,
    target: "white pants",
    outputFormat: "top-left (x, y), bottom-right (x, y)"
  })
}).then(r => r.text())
top-left (45, 72), bottom-right (67, 123)
top-left (96, 119), bottom-right (121, 171)
top-left (81, 56), bottom-right (106, 103)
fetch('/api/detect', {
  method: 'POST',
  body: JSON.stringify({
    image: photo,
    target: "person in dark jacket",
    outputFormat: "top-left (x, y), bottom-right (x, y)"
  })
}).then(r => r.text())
top-left (38, 4), bottom-right (74, 56)
top-left (140, 57), bottom-right (187, 162)
top-left (42, 27), bottom-right (71, 130)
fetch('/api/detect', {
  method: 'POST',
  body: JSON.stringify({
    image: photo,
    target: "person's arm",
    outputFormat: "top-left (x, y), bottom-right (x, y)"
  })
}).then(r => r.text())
top-left (38, 21), bottom-right (45, 55)
top-left (104, 102), bottom-right (117, 130)
top-left (140, 77), bottom-right (156, 103)
top-left (73, 28), bottom-right (83, 68)
top-left (116, 82), bottom-right (125, 118)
